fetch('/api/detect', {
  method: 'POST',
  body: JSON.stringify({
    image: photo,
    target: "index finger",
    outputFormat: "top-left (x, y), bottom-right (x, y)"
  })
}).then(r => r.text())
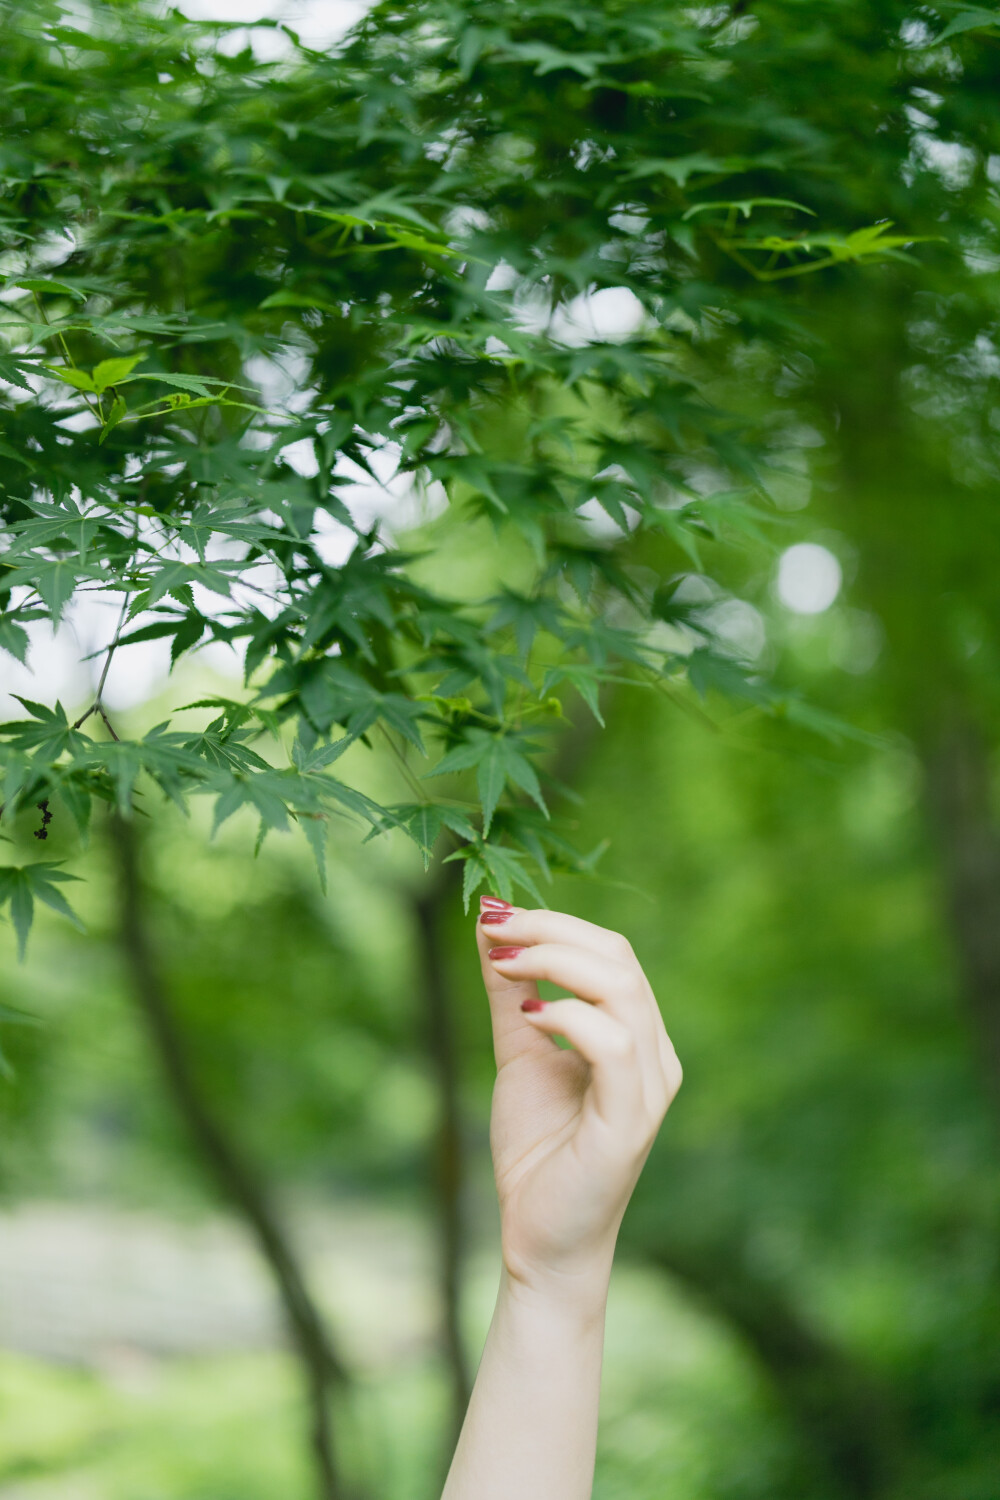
top-left (479, 904), bottom-right (640, 967)
top-left (474, 903), bottom-right (550, 1069)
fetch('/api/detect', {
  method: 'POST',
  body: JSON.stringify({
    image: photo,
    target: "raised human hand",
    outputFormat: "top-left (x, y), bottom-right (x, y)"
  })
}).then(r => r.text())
top-left (476, 896), bottom-right (682, 1297)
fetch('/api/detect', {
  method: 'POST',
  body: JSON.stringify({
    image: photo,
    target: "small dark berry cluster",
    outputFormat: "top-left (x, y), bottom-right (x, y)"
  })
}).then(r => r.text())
top-left (34, 799), bottom-right (53, 841)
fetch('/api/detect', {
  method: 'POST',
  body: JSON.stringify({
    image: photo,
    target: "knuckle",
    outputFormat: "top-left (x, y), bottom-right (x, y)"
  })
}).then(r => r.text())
top-left (608, 932), bottom-right (634, 961)
top-left (605, 1026), bottom-right (636, 1061)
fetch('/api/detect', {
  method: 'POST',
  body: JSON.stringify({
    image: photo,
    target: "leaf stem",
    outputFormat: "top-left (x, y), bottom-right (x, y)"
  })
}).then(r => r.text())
top-left (378, 723), bottom-right (429, 803)
top-left (73, 591), bottom-right (131, 731)
top-left (98, 706), bottom-right (121, 741)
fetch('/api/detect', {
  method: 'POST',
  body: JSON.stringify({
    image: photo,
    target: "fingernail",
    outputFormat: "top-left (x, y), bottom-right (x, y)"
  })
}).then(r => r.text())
top-left (488, 946), bottom-right (525, 961)
top-left (480, 894), bottom-right (512, 910)
top-left (521, 999), bottom-right (546, 1013)
top-left (478, 909), bottom-right (512, 925)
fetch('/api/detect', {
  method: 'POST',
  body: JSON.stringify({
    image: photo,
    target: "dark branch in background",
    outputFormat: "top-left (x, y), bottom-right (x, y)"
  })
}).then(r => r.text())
top-left (647, 1240), bottom-right (902, 1499)
top-left (108, 814), bottom-right (353, 1500)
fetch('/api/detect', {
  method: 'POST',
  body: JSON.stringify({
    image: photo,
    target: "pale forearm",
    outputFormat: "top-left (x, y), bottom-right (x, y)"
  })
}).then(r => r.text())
top-left (442, 1269), bottom-right (609, 1500)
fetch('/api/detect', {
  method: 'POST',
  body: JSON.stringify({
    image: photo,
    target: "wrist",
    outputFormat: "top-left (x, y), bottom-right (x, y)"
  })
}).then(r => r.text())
top-left (500, 1221), bottom-right (620, 1310)
top-left (498, 1257), bottom-right (613, 1325)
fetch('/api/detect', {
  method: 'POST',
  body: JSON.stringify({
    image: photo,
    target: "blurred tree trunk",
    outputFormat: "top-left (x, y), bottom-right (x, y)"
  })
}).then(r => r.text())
top-left (413, 875), bottom-right (472, 1447)
top-left (922, 714), bottom-right (1000, 1123)
top-left (649, 1241), bottom-right (901, 1498)
top-left (109, 814), bottom-right (351, 1500)
top-left (817, 279), bottom-right (1000, 1126)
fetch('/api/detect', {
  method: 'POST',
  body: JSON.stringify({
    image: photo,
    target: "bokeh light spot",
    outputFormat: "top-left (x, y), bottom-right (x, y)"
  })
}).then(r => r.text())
top-left (776, 543), bottom-right (842, 615)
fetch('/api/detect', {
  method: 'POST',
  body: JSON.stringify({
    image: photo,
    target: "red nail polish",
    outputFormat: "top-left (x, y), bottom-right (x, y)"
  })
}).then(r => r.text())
top-left (521, 999), bottom-right (546, 1013)
top-left (480, 894), bottom-right (512, 910)
top-left (488, 946), bottom-right (525, 961)
top-left (478, 909), bottom-right (512, 925)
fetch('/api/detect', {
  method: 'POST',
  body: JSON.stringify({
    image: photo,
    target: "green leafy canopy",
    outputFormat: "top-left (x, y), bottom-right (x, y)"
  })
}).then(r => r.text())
top-left (0, 0), bottom-right (939, 950)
